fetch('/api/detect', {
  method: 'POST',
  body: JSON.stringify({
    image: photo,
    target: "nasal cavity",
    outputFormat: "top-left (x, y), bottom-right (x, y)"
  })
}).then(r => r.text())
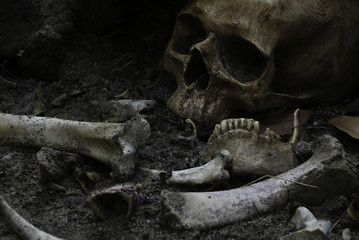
top-left (220, 37), bottom-right (266, 83)
top-left (184, 50), bottom-right (209, 92)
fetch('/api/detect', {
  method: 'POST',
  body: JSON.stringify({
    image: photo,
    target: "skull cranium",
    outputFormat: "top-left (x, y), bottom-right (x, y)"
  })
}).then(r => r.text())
top-left (164, 0), bottom-right (359, 124)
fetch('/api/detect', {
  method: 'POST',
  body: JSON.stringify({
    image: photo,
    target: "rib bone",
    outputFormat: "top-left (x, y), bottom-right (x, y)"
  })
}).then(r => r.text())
top-left (0, 195), bottom-right (63, 240)
top-left (0, 113), bottom-right (150, 180)
top-left (161, 135), bottom-right (358, 229)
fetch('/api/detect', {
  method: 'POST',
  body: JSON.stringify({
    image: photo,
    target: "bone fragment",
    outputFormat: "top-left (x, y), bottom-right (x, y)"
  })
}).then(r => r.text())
top-left (166, 150), bottom-right (232, 186)
top-left (87, 183), bottom-right (136, 220)
top-left (0, 113), bottom-right (151, 181)
top-left (342, 228), bottom-right (351, 240)
top-left (138, 167), bottom-right (166, 181)
top-left (205, 118), bottom-right (297, 176)
top-left (280, 207), bottom-right (330, 240)
top-left (161, 135), bottom-right (358, 229)
top-left (0, 195), bottom-right (63, 240)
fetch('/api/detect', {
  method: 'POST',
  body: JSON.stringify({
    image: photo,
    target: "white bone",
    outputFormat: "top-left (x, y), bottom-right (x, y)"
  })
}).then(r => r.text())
top-left (0, 195), bottom-right (63, 240)
top-left (0, 113), bottom-right (150, 180)
top-left (166, 150), bottom-right (232, 186)
top-left (161, 135), bottom-right (358, 229)
top-left (280, 207), bottom-right (330, 240)
top-left (342, 228), bottom-right (351, 240)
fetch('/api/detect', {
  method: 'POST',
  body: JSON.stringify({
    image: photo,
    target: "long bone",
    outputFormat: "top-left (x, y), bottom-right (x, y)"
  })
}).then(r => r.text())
top-left (161, 135), bottom-right (358, 229)
top-left (0, 113), bottom-right (150, 180)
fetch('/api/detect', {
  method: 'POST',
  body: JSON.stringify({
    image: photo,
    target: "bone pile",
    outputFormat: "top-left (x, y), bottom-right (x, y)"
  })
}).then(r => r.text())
top-left (162, 135), bottom-right (358, 229)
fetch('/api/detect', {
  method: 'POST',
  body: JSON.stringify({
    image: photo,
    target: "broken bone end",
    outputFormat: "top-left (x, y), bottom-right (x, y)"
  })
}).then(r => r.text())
top-left (161, 190), bottom-right (191, 229)
top-left (166, 150), bottom-right (232, 186)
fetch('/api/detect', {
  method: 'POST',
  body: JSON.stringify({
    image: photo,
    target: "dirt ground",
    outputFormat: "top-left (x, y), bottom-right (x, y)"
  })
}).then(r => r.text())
top-left (0, 1), bottom-right (359, 239)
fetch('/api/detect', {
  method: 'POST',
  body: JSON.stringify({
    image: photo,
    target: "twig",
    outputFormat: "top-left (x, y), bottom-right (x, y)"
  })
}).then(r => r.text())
top-left (186, 119), bottom-right (197, 137)
top-left (329, 217), bottom-right (343, 234)
top-left (158, 113), bottom-right (179, 125)
top-left (146, 70), bottom-right (162, 89)
top-left (0, 195), bottom-right (64, 240)
top-left (110, 60), bottom-right (134, 75)
top-left (0, 61), bottom-right (19, 79)
top-left (243, 175), bottom-right (319, 189)
top-left (0, 75), bottom-right (17, 86)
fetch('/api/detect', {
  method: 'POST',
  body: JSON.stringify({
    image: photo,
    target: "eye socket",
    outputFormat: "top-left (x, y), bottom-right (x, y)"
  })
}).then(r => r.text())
top-left (219, 37), bottom-right (267, 83)
top-left (172, 14), bottom-right (206, 55)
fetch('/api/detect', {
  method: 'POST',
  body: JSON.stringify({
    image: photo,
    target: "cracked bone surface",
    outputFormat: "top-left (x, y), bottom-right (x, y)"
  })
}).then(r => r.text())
top-left (205, 118), bottom-right (297, 176)
top-left (161, 135), bottom-right (358, 229)
top-left (0, 113), bottom-right (150, 180)
top-left (0, 195), bottom-right (63, 240)
top-left (166, 150), bottom-right (232, 186)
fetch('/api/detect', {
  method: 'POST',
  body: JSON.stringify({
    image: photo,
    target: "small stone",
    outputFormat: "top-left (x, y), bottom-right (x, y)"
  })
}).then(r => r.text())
top-left (1, 155), bottom-right (11, 161)
top-left (37, 147), bottom-right (80, 181)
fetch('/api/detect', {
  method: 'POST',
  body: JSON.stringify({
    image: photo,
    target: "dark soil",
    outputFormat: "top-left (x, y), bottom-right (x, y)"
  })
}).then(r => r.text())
top-left (0, 1), bottom-right (358, 239)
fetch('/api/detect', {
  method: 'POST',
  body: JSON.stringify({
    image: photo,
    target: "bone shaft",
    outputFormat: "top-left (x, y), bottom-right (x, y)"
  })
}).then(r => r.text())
top-left (0, 113), bottom-right (125, 164)
top-left (0, 195), bottom-right (63, 240)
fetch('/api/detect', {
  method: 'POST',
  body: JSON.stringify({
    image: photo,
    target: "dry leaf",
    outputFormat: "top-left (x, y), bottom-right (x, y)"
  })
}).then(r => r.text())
top-left (344, 194), bottom-right (359, 226)
top-left (51, 93), bottom-right (69, 106)
top-left (51, 90), bottom-right (82, 106)
top-left (33, 89), bottom-right (46, 115)
top-left (113, 88), bottom-right (129, 98)
top-left (328, 116), bottom-right (359, 139)
top-left (69, 89), bottom-right (82, 96)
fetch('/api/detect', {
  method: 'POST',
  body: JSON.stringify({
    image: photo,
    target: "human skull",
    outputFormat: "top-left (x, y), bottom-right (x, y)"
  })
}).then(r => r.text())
top-left (164, 0), bottom-right (359, 124)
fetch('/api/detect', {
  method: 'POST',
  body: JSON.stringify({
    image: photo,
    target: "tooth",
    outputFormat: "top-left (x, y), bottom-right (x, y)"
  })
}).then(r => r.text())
top-left (252, 120), bottom-right (260, 133)
top-left (229, 119), bottom-right (236, 130)
top-left (220, 120), bottom-right (229, 134)
top-left (214, 124), bottom-right (221, 135)
top-left (263, 128), bottom-right (281, 140)
top-left (274, 133), bottom-right (281, 141)
top-left (239, 118), bottom-right (246, 129)
top-left (247, 119), bottom-right (254, 131)
top-left (264, 128), bottom-right (273, 136)
top-left (234, 119), bottom-right (240, 129)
